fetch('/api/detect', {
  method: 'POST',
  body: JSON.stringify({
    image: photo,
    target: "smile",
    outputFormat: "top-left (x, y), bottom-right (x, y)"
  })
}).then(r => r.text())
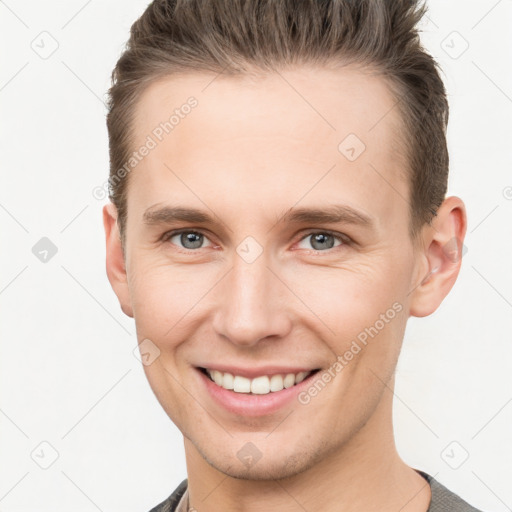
top-left (199, 367), bottom-right (320, 395)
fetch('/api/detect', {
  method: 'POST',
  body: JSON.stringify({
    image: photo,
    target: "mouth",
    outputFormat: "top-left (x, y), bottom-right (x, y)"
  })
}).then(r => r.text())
top-left (198, 367), bottom-right (321, 395)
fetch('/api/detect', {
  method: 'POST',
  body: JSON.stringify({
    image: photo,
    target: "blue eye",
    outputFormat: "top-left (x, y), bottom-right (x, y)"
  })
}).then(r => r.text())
top-left (161, 229), bottom-right (349, 253)
top-left (164, 230), bottom-right (213, 250)
top-left (296, 231), bottom-right (346, 251)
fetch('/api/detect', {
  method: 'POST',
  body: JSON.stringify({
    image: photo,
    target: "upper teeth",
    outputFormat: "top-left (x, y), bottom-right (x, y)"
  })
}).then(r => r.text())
top-left (206, 369), bottom-right (312, 394)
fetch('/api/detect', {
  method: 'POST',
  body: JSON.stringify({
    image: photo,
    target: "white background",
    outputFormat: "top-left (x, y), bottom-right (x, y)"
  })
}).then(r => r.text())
top-left (1, 1), bottom-right (511, 511)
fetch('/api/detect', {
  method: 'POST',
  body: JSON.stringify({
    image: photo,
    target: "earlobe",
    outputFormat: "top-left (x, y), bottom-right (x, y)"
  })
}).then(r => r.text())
top-left (103, 203), bottom-right (134, 318)
top-left (409, 196), bottom-right (467, 318)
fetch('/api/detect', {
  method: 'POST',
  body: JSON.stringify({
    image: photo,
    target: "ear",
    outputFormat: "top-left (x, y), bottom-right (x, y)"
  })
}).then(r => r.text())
top-left (103, 203), bottom-right (134, 318)
top-left (409, 196), bottom-right (467, 318)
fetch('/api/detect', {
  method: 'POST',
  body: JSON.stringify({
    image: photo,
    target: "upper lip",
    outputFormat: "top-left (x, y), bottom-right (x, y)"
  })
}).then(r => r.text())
top-left (197, 365), bottom-right (319, 379)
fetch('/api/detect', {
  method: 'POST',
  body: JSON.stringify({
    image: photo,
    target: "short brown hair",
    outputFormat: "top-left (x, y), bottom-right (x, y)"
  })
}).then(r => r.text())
top-left (106, 0), bottom-right (448, 245)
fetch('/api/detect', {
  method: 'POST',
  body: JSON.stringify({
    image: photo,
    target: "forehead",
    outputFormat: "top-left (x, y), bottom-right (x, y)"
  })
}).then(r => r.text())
top-left (128, 65), bottom-right (409, 230)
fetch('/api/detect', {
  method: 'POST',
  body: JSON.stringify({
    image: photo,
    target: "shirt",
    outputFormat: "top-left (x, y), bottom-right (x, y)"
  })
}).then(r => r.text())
top-left (148, 470), bottom-right (484, 512)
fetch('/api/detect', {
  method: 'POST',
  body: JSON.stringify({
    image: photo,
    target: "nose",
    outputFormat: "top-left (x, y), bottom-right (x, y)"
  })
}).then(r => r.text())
top-left (212, 248), bottom-right (292, 347)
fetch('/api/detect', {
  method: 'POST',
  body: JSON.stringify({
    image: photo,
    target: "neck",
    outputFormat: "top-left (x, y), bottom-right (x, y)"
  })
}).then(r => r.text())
top-left (183, 382), bottom-right (431, 512)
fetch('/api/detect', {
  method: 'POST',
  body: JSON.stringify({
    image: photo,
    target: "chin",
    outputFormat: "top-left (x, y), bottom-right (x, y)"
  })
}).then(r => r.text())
top-left (196, 440), bottom-right (325, 482)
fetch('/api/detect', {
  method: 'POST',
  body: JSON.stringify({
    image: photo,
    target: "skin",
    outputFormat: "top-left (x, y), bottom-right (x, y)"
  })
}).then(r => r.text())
top-left (103, 65), bottom-right (466, 511)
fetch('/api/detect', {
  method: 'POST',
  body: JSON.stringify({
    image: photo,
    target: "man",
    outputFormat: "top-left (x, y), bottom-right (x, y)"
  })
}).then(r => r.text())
top-left (103, 0), bottom-right (482, 510)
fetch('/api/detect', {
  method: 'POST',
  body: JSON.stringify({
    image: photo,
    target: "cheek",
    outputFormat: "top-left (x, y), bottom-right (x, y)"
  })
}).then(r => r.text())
top-left (127, 243), bottom-right (413, 356)
top-left (127, 258), bottom-right (217, 340)
top-left (281, 257), bottom-right (409, 345)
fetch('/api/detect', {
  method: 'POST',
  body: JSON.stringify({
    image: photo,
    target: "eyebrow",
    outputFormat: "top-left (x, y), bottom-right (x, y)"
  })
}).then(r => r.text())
top-left (279, 205), bottom-right (374, 228)
top-left (143, 205), bottom-right (214, 225)
top-left (142, 204), bottom-right (374, 230)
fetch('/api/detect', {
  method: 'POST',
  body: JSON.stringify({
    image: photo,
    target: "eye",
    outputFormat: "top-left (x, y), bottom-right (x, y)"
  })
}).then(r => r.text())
top-left (162, 229), bottom-right (214, 250)
top-left (160, 229), bottom-right (350, 253)
top-left (296, 231), bottom-right (348, 252)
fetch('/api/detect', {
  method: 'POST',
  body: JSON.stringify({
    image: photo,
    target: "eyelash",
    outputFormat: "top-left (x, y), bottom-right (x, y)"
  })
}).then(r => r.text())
top-left (160, 229), bottom-right (351, 254)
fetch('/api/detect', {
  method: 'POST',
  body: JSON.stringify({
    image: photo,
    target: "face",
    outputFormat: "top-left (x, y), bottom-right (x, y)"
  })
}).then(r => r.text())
top-left (108, 65), bottom-right (430, 480)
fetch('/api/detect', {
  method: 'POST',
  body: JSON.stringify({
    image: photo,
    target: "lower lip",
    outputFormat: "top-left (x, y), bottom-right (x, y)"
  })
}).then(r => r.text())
top-left (196, 367), bottom-right (320, 417)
